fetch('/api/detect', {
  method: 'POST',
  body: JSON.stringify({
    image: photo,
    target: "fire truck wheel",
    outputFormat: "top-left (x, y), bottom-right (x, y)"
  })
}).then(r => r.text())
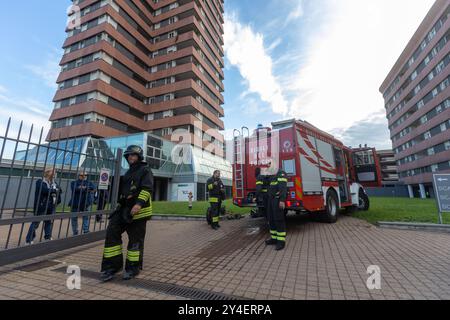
top-left (324, 191), bottom-right (338, 223)
top-left (358, 190), bottom-right (370, 211)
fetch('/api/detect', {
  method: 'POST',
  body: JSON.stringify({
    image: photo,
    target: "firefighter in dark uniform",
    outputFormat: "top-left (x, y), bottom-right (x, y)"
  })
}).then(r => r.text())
top-left (265, 169), bottom-right (288, 251)
top-left (100, 145), bottom-right (154, 282)
top-left (207, 170), bottom-right (225, 230)
top-left (255, 168), bottom-right (269, 219)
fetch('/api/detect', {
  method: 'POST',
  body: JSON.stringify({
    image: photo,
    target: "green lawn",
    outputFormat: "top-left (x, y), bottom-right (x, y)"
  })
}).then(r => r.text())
top-left (57, 197), bottom-right (449, 225)
top-left (352, 197), bottom-right (450, 225)
top-left (152, 199), bottom-right (253, 216)
top-left (55, 200), bottom-right (250, 217)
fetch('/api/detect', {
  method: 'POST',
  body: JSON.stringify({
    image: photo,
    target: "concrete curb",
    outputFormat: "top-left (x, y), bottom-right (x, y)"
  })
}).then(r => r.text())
top-left (377, 221), bottom-right (450, 233)
top-left (151, 214), bottom-right (248, 222)
top-left (152, 214), bottom-right (206, 221)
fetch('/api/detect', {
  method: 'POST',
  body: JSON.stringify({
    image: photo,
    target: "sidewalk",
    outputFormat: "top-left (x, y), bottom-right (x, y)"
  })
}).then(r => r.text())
top-left (0, 215), bottom-right (449, 300)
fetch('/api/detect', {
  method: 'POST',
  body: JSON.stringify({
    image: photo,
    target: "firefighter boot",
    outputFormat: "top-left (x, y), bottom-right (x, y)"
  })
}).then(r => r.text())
top-left (265, 238), bottom-right (277, 246)
top-left (123, 269), bottom-right (140, 281)
top-left (275, 241), bottom-right (286, 251)
top-left (100, 270), bottom-right (116, 283)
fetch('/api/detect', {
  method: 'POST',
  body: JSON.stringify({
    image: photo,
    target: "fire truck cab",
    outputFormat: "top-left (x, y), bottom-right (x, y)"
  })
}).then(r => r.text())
top-left (232, 119), bottom-right (382, 223)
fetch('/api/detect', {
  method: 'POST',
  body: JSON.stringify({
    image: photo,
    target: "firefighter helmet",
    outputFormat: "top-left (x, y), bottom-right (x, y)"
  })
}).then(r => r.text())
top-left (124, 145), bottom-right (144, 161)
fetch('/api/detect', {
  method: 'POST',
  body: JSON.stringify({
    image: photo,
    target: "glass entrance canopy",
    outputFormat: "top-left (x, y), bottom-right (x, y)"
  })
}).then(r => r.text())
top-left (14, 132), bottom-right (232, 182)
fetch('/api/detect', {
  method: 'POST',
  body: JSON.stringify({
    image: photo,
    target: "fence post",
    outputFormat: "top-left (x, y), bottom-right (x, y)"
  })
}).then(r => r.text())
top-left (110, 149), bottom-right (123, 210)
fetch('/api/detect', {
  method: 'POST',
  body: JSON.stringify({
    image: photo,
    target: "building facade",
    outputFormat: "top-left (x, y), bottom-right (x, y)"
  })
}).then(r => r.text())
top-left (377, 149), bottom-right (400, 186)
top-left (379, 0), bottom-right (450, 198)
top-left (49, 0), bottom-right (225, 158)
top-left (12, 132), bottom-right (232, 202)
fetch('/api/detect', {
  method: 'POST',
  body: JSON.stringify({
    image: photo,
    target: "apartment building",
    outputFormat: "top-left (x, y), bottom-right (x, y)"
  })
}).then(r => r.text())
top-left (48, 0), bottom-right (225, 157)
top-left (380, 0), bottom-right (450, 198)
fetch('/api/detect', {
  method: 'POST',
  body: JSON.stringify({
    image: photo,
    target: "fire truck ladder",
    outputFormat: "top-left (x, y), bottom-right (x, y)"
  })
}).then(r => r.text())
top-left (233, 127), bottom-right (249, 199)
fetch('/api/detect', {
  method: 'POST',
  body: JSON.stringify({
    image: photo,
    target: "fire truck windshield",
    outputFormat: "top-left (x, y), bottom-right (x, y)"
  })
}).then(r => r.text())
top-left (353, 150), bottom-right (375, 166)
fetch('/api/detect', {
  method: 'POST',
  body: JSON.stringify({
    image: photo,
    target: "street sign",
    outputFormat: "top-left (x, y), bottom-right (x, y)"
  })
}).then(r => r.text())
top-left (432, 174), bottom-right (450, 224)
top-left (98, 168), bottom-right (111, 191)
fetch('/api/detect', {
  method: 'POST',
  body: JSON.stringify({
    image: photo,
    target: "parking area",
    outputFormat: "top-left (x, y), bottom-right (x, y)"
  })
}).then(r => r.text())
top-left (0, 214), bottom-right (449, 300)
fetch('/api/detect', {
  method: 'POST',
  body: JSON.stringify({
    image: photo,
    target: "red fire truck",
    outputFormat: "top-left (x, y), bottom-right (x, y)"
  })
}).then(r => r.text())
top-left (232, 119), bottom-right (382, 223)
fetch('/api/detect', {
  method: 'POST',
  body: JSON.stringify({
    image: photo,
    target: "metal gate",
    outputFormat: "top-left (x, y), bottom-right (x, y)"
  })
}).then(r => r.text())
top-left (0, 118), bottom-right (122, 266)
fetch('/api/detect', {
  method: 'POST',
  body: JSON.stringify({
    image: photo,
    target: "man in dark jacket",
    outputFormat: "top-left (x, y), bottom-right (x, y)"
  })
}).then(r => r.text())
top-left (70, 172), bottom-right (96, 235)
top-left (100, 145), bottom-right (154, 282)
top-left (207, 170), bottom-right (225, 230)
top-left (266, 169), bottom-right (288, 251)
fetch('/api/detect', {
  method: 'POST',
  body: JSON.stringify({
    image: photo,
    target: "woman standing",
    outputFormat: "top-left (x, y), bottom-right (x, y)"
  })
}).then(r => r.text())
top-left (26, 168), bottom-right (62, 245)
top-left (188, 192), bottom-right (194, 210)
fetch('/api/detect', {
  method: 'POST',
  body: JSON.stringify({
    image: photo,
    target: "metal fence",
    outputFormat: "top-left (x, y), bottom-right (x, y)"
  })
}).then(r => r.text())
top-left (0, 118), bottom-right (122, 266)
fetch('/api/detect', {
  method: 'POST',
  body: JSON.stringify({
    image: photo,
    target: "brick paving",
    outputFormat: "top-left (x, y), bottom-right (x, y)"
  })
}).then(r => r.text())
top-left (0, 214), bottom-right (449, 300)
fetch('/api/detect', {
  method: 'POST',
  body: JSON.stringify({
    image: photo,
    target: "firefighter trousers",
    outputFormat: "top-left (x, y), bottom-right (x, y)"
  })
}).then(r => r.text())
top-left (210, 200), bottom-right (221, 226)
top-left (101, 212), bottom-right (147, 274)
top-left (258, 193), bottom-right (269, 219)
top-left (267, 197), bottom-right (286, 243)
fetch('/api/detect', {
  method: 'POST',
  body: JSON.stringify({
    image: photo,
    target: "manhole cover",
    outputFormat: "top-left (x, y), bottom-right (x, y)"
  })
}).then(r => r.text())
top-left (16, 260), bottom-right (61, 272)
top-left (53, 267), bottom-right (250, 300)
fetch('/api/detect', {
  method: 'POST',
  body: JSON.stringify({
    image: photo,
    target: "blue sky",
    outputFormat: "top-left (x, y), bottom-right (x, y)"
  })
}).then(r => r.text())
top-left (0, 0), bottom-right (436, 150)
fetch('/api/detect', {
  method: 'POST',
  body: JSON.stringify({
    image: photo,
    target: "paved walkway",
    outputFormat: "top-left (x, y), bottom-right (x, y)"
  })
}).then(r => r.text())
top-left (0, 215), bottom-right (449, 300)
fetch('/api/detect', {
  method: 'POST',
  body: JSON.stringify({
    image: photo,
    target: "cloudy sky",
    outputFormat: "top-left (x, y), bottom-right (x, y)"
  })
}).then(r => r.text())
top-left (0, 0), bottom-right (436, 149)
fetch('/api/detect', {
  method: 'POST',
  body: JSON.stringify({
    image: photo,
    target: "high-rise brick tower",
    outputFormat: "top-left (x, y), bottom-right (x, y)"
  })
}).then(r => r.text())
top-left (48, 0), bottom-right (225, 156)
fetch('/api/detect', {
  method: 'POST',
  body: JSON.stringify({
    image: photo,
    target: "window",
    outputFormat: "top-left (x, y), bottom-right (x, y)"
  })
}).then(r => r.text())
top-left (414, 85), bottom-right (421, 95)
top-left (420, 115), bottom-right (427, 124)
top-left (164, 94), bottom-right (174, 101)
top-left (163, 110), bottom-right (173, 118)
top-left (436, 61), bottom-right (445, 73)
top-left (420, 41), bottom-right (427, 50)
top-left (432, 88), bottom-right (438, 98)
top-left (282, 159), bottom-right (296, 175)
top-left (445, 141), bottom-right (450, 151)
top-left (417, 100), bottom-right (425, 109)
top-left (162, 128), bottom-right (173, 136)
top-left (96, 115), bottom-right (106, 125)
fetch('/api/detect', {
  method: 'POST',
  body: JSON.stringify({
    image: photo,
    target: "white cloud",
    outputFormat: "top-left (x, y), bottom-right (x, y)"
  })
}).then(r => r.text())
top-left (287, 0), bottom-right (435, 144)
top-left (0, 90), bottom-right (51, 143)
top-left (330, 110), bottom-right (393, 150)
top-left (225, 0), bottom-right (436, 148)
top-left (224, 14), bottom-right (289, 116)
top-left (0, 85), bottom-right (7, 94)
top-left (286, 0), bottom-right (304, 25)
top-left (267, 37), bottom-right (283, 52)
top-left (24, 50), bottom-right (62, 89)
